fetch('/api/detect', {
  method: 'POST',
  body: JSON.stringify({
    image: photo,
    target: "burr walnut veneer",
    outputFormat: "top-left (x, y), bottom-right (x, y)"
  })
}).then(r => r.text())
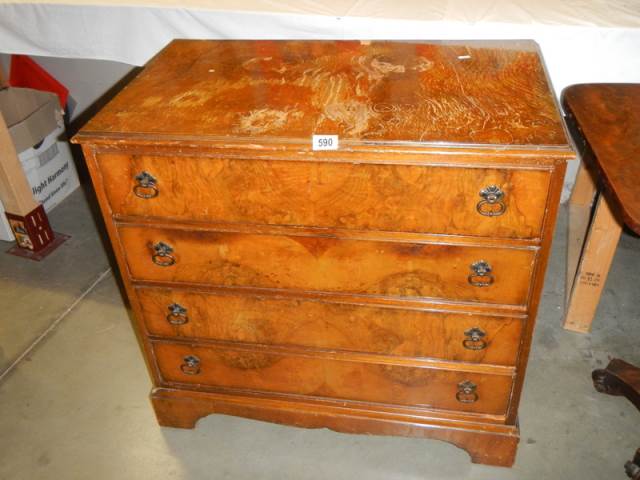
top-left (73, 40), bottom-right (574, 467)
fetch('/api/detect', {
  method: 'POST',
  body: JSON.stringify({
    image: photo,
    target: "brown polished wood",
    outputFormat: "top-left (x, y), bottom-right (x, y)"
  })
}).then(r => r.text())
top-left (562, 84), bottom-right (640, 233)
top-left (73, 39), bottom-right (573, 467)
top-left (80, 40), bottom-right (569, 147)
top-left (593, 359), bottom-right (640, 411)
top-left (118, 224), bottom-right (537, 305)
top-left (137, 287), bottom-right (524, 365)
top-left (153, 341), bottom-right (514, 415)
top-left (592, 359), bottom-right (640, 479)
top-left (151, 387), bottom-right (519, 466)
top-left (97, 152), bottom-right (552, 239)
top-left (562, 84), bottom-right (640, 332)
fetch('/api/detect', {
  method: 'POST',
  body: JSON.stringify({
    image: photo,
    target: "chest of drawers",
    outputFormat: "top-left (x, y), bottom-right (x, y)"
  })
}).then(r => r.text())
top-left (74, 40), bottom-right (574, 467)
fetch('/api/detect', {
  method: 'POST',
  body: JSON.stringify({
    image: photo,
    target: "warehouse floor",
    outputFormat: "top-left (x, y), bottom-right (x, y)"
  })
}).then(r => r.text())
top-left (0, 188), bottom-right (638, 480)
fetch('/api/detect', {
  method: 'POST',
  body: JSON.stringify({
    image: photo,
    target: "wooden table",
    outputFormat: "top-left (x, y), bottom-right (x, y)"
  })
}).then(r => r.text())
top-left (562, 84), bottom-right (640, 333)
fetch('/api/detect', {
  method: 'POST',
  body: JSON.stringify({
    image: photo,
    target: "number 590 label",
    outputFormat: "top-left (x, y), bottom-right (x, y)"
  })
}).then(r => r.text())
top-left (312, 134), bottom-right (339, 151)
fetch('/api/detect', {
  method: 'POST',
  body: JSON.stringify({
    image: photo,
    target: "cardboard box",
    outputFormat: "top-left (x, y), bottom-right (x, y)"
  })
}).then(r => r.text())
top-left (0, 87), bottom-right (79, 241)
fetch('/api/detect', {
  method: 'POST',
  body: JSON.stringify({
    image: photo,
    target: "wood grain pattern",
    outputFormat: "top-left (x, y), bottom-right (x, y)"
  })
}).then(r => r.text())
top-left (119, 225), bottom-right (537, 305)
top-left (78, 40), bottom-right (569, 148)
top-left (561, 83), bottom-right (639, 334)
top-left (0, 111), bottom-right (38, 214)
top-left (98, 153), bottom-right (551, 239)
top-left (136, 287), bottom-right (524, 365)
top-left (562, 84), bottom-right (640, 233)
top-left (564, 192), bottom-right (622, 333)
top-left (565, 161), bottom-right (597, 305)
top-left (72, 40), bottom-right (574, 467)
top-left (153, 341), bottom-right (513, 415)
top-left (151, 387), bottom-right (519, 466)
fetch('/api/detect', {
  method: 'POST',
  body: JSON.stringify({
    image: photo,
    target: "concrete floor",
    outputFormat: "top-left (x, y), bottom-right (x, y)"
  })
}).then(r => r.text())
top-left (0, 189), bottom-right (638, 480)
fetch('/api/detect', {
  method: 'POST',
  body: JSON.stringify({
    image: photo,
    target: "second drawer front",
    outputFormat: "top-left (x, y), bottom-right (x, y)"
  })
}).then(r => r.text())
top-left (138, 287), bottom-right (524, 366)
top-left (120, 226), bottom-right (537, 306)
top-left (153, 342), bottom-right (514, 415)
top-left (98, 153), bottom-right (551, 239)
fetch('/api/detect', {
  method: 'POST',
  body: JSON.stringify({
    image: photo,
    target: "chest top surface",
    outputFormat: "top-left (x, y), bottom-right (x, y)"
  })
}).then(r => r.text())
top-left (78, 39), bottom-right (571, 151)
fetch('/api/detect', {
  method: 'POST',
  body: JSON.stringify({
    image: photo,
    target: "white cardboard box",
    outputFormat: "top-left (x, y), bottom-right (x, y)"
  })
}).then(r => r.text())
top-left (0, 116), bottom-right (79, 241)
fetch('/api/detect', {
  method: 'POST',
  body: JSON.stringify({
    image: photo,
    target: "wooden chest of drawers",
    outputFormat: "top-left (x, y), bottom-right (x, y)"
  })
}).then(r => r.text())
top-left (74, 40), bottom-right (574, 467)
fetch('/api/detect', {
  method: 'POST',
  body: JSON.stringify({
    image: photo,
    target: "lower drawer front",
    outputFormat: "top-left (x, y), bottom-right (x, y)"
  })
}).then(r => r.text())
top-left (138, 287), bottom-right (524, 366)
top-left (153, 342), bottom-right (514, 415)
top-left (119, 226), bottom-right (536, 306)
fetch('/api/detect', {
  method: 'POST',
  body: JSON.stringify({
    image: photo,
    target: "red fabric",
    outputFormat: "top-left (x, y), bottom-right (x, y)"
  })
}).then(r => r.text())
top-left (9, 55), bottom-right (69, 109)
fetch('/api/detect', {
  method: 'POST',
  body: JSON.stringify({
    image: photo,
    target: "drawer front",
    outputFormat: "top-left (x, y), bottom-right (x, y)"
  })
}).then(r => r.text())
top-left (153, 342), bottom-right (514, 415)
top-left (120, 226), bottom-right (537, 305)
top-left (99, 153), bottom-right (550, 239)
top-left (138, 287), bottom-right (524, 365)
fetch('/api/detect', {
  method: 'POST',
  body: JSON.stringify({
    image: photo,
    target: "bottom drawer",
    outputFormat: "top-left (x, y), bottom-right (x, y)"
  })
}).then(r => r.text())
top-left (153, 342), bottom-right (514, 416)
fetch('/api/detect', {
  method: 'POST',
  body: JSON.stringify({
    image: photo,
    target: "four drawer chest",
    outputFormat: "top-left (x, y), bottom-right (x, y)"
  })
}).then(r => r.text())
top-left (73, 39), bottom-right (574, 466)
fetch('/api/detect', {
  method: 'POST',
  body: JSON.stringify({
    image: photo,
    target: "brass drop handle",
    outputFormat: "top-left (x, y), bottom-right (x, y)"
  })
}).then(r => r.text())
top-left (180, 355), bottom-right (201, 375)
top-left (476, 185), bottom-right (506, 216)
top-left (167, 303), bottom-right (188, 325)
top-left (456, 380), bottom-right (478, 403)
top-left (133, 171), bottom-right (159, 199)
top-left (463, 327), bottom-right (487, 350)
top-left (468, 260), bottom-right (494, 287)
top-left (152, 241), bottom-right (176, 267)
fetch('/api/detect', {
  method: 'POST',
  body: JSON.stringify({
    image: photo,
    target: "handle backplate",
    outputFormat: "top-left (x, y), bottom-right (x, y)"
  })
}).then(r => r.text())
top-left (167, 303), bottom-right (188, 325)
top-left (180, 355), bottom-right (201, 375)
top-left (463, 327), bottom-right (487, 350)
top-left (152, 241), bottom-right (176, 267)
top-left (468, 260), bottom-right (494, 287)
top-left (134, 171), bottom-right (159, 199)
top-left (477, 185), bottom-right (506, 217)
top-left (456, 380), bottom-right (478, 403)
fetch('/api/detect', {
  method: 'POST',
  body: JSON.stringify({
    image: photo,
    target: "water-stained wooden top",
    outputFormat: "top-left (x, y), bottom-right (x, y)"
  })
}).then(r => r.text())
top-left (563, 83), bottom-right (640, 233)
top-left (79, 39), bottom-right (571, 150)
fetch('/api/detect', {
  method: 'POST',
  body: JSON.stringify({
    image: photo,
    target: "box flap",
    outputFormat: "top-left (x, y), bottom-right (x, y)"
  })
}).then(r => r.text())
top-left (0, 87), bottom-right (61, 153)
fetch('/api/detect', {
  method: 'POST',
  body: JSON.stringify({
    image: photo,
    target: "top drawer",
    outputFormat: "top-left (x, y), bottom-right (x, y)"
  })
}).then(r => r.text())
top-left (96, 153), bottom-right (551, 239)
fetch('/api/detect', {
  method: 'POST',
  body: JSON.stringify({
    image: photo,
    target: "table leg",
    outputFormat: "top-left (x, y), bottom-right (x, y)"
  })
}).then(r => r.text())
top-left (566, 162), bottom-right (598, 306)
top-left (564, 189), bottom-right (622, 333)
